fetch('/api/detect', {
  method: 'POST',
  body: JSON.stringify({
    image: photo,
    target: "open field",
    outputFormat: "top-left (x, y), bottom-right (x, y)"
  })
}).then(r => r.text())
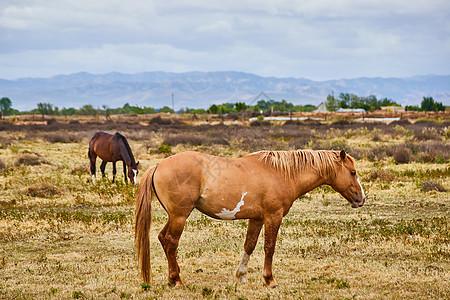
top-left (0, 115), bottom-right (449, 299)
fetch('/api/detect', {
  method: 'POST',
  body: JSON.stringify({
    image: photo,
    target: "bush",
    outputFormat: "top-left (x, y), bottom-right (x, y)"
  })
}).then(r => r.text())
top-left (393, 146), bottom-right (411, 164)
top-left (163, 134), bottom-right (228, 146)
top-left (250, 120), bottom-right (271, 127)
top-left (158, 143), bottom-right (172, 154)
top-left (42, 132), bottom-right (82, 143)
top-left (16, 154), bottom-right (49, 166)
top-left (421, 181), bottom-right (447, 192)
top-left (149, 116), bottom-right (180, 125)
top-left (367, 169), bottom-right (396, 182)
top-left (0, 159), bottom-right (6, 171)
top-left (23, 183), bottom-right (60, 198)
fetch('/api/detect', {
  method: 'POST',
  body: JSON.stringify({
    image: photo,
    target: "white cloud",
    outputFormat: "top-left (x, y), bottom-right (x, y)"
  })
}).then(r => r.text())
top-left (0, 0), bottom-right (449, 80)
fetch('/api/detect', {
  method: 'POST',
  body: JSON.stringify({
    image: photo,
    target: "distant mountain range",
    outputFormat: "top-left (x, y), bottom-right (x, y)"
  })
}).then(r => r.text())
top-left (1, 71), bottom-right (449, 111)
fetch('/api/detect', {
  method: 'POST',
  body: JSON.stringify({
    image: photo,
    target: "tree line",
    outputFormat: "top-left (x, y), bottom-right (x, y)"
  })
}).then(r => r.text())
top-left (325, 93), bottom-right (445, 112)
top-left (0, 94), bottom-right (446, 119)
top-left (0, 98), bottom-right (317, 117)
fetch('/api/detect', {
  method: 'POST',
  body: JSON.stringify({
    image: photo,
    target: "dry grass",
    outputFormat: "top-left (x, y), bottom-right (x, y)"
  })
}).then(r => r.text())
top-left (0, 117), bottom-right (449, 299)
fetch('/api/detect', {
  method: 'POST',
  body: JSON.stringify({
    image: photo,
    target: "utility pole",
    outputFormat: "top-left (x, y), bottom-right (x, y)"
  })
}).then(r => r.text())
top-left (171, 92), bottom-right (174, 112)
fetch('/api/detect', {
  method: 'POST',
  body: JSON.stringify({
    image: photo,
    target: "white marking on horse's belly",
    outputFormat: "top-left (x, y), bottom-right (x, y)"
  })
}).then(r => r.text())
top-left (216, 192), bottom-right (247, 220)
top-left (357, 178), bottom-right (366, 198)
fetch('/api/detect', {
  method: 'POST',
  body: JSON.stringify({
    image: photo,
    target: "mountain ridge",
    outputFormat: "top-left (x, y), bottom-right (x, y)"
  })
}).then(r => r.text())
top-left (1, 71), bottom-right (449, 110)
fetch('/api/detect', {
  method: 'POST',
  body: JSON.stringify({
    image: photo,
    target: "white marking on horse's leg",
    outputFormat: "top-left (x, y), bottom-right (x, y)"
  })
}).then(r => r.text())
top-left (216, 192), bottom-right (248, 220)
top-left (236, 252), bottom-right (250, 283)
top-left (133, 169), bottom-right (138, 185)
top-left (92, 175), bottom-right (95, 184)
top-left (357, 178), bottom-right (366, 198)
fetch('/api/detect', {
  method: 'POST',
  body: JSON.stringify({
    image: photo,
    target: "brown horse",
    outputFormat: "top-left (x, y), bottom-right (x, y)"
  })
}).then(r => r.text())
top-left (88, 131), bottom-right (139, 184)
top-left (135, 150), bottom-right (365, 287)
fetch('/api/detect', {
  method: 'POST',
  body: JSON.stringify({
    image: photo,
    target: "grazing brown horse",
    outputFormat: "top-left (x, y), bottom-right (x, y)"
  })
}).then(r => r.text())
top-left (88, 131), bottom-right (139, 184)
top-left (135, 150), bottom-right (365, 287)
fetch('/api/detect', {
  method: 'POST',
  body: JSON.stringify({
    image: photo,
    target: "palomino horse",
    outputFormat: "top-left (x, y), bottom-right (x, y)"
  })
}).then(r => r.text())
top-left (135, 150), bottom-right (365, 287)
top-left (88, 131), bottom-right (139, 184)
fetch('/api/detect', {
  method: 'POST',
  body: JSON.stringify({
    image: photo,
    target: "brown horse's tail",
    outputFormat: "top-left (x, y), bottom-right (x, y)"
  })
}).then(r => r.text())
top-left (135, 164), bottom-right (157, 284)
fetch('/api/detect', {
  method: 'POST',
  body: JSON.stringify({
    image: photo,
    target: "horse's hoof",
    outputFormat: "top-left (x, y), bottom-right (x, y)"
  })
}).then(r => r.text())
top-left (168, 281), bottom-right (184, 287)
top-left (263, 278), bottom-right (278, 288)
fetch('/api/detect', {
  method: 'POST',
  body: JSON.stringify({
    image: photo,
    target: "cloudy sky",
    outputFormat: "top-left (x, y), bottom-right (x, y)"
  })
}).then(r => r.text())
top-left (1, 0), bottom-right (449, 81)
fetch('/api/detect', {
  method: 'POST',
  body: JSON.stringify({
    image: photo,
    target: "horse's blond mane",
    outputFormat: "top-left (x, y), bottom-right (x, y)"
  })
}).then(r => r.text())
top-left (251, 150), bottom-right (344, 179)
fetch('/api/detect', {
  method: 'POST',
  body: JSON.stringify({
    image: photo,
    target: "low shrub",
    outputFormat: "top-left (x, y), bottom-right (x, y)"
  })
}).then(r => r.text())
top-left (367, 169), bottom-right (396, 182)
top-left (393, 146), bottom-right (411, 164)
top-left (414, 127), bottom-right (441, 141)
top-left (149, 116), bottom-right (180, 125)
top-left (421, 181), bottom-right (447, 192)
top-left (163, 134), bottom-right (228, 146)
top-left (16, 154), bottom-right (49, 166)
top-left (0, 159), bottom-right (6, 171)
top-left (250, 120), bottom-right (272, 127)
top-left (71, 165), bottom-right (89, 176)
top-left (157, 143), bottom-right (172, 154)
top-left (23, 183), bottom-right (60, 198)
top-left (42, 132), bottom-right (82, 143)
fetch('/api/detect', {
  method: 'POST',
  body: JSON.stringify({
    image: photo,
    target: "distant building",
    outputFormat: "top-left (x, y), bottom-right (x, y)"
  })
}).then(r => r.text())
top-left (381, 106), bottom-right (405, 112)
top-left (337, 108), bottom-right (366, 113)
top-left (313, 102), bottom-right (329, 113)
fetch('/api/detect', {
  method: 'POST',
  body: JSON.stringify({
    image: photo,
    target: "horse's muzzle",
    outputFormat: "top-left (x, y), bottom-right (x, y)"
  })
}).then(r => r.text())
top-left (351, 197), bottom-right (365, 208)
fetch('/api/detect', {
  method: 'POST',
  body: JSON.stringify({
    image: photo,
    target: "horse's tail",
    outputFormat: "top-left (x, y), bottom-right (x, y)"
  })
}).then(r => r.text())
top-left (135, 164), bottom-right (157, 284)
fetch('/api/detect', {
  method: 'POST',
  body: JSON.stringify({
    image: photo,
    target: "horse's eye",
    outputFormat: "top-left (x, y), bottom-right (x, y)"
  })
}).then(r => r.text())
top-left (351, 171), bottom-right (356, 176)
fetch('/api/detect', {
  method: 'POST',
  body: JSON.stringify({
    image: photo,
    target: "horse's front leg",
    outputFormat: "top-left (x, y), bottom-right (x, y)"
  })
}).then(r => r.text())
top-left (262, 213), bottom-right (283, 288)
top-left (236, 219), bottom-right (263, 283)
top-left (112, 162), bottom-right (116, 183)
top-left (123, 161), bottom-right (127, 183)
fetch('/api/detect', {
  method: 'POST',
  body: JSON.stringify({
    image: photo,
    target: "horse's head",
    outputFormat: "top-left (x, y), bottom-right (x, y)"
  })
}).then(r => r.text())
top-left (128, 161), bottom-right (140, 185)
top-left (330, 150), bottom-right (365, 208)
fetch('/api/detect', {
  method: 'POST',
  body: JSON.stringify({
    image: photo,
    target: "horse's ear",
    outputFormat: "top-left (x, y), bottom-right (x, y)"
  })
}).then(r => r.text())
top-left (340, 150), bottom-right (346, 160)
top-left (136, 161), bottom-right (140, 167)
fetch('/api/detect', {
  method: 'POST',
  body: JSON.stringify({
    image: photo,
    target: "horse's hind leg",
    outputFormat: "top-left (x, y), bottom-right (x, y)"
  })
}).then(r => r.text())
top-left (100, 161), bottom-right (107, 178)
top-left (236, 219), bottom-right (263, 283)
top-left (88, 150), bottom-right (97, 183)
top-left (159, 214), bottom-right (190, 286)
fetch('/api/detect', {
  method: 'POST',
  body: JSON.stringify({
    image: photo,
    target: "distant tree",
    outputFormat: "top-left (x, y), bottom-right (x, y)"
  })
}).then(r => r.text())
top-left (293, 104), bottom-right (316, 112)
top-left (0, 97), bottom-right (12, 118)
top-left (77, 104), bottom-right (97, 116)
top-left (37, 102), bottom-right (54, 118)
top-left (208, 104), bottom-right (219, 114)
top-left (405, 105), bottom-right (420, 112)
top-left (61, 107), bottom-right (77, 116)
top-left (325, 94), bottom-right (339, 111)
top-left (338, 93), bottom-right (350, 108)
top-left (159, 106), bottom-right (174, 113)
top-left (421, 96), bottom-right (444, 112)
top-left (235, 102), bottom-right (248, 112)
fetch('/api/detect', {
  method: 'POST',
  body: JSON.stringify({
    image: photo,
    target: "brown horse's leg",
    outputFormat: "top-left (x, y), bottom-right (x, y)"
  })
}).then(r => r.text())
top-left (100, 161), bottom-right (107, 178)
top-left (236, 219), bottom-right (263, 283)
top-left (262, 214), bottom-right (283, 288)
top-left (159, 215), bottom-right (190, 286)
top-left (122, 161), bottom-right (127, 183)
top-left (112, 162), bottom-right (117, 183)
top-left (88, 149), bottom-right (97, 183)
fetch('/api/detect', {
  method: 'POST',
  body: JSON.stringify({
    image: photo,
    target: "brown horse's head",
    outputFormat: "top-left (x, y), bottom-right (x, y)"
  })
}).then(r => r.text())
top-left (330, 150), bottom-right (366, 208)
top-left (128, 161), bottom-right (140, 185)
